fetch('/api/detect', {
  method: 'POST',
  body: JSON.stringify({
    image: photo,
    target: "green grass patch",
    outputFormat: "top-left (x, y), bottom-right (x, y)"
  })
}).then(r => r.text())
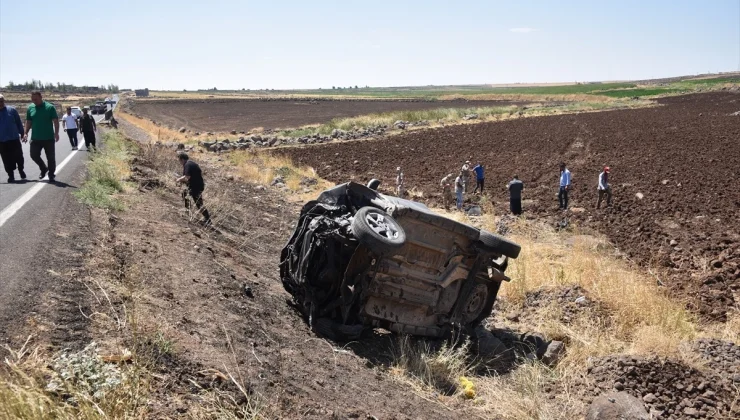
top-left (73, 130), bottom-right (133, 210)
top-left (597, 88), bottom-right (687, 98)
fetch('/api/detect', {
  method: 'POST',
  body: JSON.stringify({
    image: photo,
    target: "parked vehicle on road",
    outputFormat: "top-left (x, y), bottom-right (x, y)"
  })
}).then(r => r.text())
top-left (280, 180), bottom-right (520, 340)
top-left (91, 102), bottom-right (106, 115)
top-left (70, 106), bottom-right (82, 120)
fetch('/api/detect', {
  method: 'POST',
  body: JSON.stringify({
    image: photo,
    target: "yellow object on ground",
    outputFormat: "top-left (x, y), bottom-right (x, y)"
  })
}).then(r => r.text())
top-left (459, 376), bottom-right (476, 399)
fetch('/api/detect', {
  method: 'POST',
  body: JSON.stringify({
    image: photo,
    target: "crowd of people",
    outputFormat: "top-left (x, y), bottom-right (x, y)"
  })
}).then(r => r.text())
top-left (0, 91), bottom-right (97, 183)
top-left (398, 159), bottom-right (613, 215)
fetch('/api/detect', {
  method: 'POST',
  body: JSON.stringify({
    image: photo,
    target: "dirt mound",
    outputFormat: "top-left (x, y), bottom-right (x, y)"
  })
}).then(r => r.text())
top-left (692, 339), bottom-right (740, 383)
top-left (279, 92), bottom-right (740, 321)
top-left (582, 355), bottom-right (738, 419)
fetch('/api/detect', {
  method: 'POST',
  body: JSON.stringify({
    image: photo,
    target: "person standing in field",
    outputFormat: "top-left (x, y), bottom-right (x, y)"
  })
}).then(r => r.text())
top-left (455, 171), bottom-right (464, 210)
top-left (176, 152), bottom-right (211, 225)
top-left (0, 94), bottom-right (26, 182)
top-left (23, 91), bottom-right (59, 182)
top-left (558, 162), bottom-right (571, 210)
top-left (460, 160), bottom-right (471, 193)
top-left (508, 175), bottom-right (524, 215)
top-left (61, 107), bottom-right (79, 150)
top-left (440, 173), bottom-right (454, 210)
top-left (79, 107), bottom-right (97, 151)
top-left (596, 166), bottom-right (612, 209)
top-left (472, 162), bottom-right (485, 194)
top-left (395, 166), bottom-right (405, 197)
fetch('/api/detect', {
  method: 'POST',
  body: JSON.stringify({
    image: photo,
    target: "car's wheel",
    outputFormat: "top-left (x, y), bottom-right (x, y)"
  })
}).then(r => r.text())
top-left (351, 207), bottom-right (406, 254)
top-left (478, 230), bottom-right (521, 259)
top-left (462, 280), bottom-right (500, 327)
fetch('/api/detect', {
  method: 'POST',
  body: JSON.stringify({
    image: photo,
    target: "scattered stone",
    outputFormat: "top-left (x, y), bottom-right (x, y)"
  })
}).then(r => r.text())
top-left (541, 341), bottom-right (565, 367)
top-left (635, 192), bottom-right (644, 200)
top-left (178, 127), bottom-right (186, 133)
top-left (586, 392), bottom-right (649, 420)
top-left (661, 179), bottom-right (669, 185)
top-left (243, 285), bottom-right (254, 298)
top-left (683, 407), bottom-right (698, 417)
top-left (270, 175), bottom-right (285, 187)
top-left (462, 113), bottom-right (479, 120)
top-left (466, 205), bottom-right (482, 216)
top-left (473, 326), bottom-right (507, 357)
top-left (643, 393), bottom-right (657, 403)
top-left (575, 296), bottom-right (588, 305)
top-left (670, 239), bottom-right (678, 247)
top-left (230, 130), bottom-right (237, 135)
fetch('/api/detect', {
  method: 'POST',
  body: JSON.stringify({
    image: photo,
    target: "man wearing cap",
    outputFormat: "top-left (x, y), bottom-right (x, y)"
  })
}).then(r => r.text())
top-left (461, 160), bottom-right (471, 193)
top-left (597, 166), bottom-right (612, 209)
top-left (558, 162), bottom-right (571, 210)
top-left (23, 91), bottom-right (59, 181)
top-left (440, 173), bottom-right (454, 210)
top-left (79, 106), bottom-right (97, 151)
top-left (0, 94), bottom-right (26, 182)
top-left (395, 166), bottom-right (405, 197)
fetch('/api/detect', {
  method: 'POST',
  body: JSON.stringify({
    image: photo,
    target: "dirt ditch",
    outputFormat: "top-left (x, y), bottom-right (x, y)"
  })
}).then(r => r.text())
top-left (278, 92), bottom-right (740, 321)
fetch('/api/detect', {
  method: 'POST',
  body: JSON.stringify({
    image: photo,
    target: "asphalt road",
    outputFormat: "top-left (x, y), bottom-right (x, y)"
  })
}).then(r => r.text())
top-left (0, 109), bottom-right (107, 346)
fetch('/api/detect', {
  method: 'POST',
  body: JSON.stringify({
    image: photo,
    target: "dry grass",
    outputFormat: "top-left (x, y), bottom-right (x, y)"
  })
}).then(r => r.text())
top-left (117, 110), bottom-right (188, 143)
top-left (385, 211), bottom-right (723, 419)
top-left (226, 150), bottom-right (331, 195)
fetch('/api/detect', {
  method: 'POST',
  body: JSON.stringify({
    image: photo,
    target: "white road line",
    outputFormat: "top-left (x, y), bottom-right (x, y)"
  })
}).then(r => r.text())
top-left (0, 149), bottom-right (79, 228)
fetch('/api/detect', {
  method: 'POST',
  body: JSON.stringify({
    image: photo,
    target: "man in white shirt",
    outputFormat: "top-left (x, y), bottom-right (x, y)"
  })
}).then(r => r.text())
top-left (395, 166), bottom-right (405, 197)
top-left (455, 171), bottom-right (464, 210)
top-left (558, 162), bottom-right (571, 210)
top-left (61, 107), bottom-right (79, 150)
top-left (597, 166), bottom-right (612, 209)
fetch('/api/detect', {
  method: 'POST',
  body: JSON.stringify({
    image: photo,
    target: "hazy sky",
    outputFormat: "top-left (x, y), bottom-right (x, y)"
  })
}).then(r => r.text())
top-left (1, 0), bottom-right (738, 90)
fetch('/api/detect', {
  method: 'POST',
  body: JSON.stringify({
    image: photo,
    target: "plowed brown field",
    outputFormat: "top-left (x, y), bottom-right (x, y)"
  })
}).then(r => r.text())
top-left (279, 93), bottom-right (740, 321)
top-left (132, 99), bottom-right (523, 132)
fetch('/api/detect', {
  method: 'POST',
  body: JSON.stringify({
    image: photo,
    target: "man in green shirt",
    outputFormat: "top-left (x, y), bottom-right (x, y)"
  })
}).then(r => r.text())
top-left (22, 91), bottom-right (60, 181)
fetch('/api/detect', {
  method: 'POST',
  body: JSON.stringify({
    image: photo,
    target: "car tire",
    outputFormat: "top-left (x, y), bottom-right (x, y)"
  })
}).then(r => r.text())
top-left (463, 280), bottom-right (501, 327)
top-left (352, 207), bottom-right (406, 254)
top-left (478, 230), bottom-right (521, 259)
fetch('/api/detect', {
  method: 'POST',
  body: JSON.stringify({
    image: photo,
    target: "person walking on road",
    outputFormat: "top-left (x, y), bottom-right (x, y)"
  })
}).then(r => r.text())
top-left (508, 175), bottom-right (524, 215)
top-left (79, 107), bottom-right (97, 151)
top-left (440, 173), bottom-right (454, 210)
top-left (597, 166), bottom-right (612, 209)
top-left (395, 166), bottom-right (405, 197)
top-left (61, 107), bottom-right (79, 150)
top-left (176, 152), bottom-right (211, 225)
top-left (472, 162), bottom-right (485, 194)
top-left (454, 171), bottom-right (464, 210)
top-left (0, 94), bottom-right (26, 182)
top-left (460, 160), bottom-right (471, 193)
top-left (558, 162), bottom-right (571, 210)
top-left (23, 91), bottom-right (59, 182)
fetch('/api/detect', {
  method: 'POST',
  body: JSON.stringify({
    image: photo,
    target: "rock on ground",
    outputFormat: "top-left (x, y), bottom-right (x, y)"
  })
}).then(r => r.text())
top-left (586, 392), bottom-right (649, 420)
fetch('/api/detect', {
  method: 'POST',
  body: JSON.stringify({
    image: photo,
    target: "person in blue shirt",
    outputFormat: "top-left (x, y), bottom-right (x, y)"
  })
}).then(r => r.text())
top-left (0, 94), bottom-right (26, 182)
top-left (558, 162), bottom-right (572, 210)
top-left (472, 162), bottom-right (485, 194)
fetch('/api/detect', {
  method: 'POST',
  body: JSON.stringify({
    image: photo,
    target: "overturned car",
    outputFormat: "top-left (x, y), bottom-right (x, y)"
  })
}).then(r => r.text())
top-left (280, 181), bottom-right (520, 340)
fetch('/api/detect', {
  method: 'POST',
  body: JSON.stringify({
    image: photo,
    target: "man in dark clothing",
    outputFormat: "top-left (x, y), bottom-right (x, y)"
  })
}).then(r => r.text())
top-left (79, 107), bottom-right (97, 151)
top-left (508, 175), bottom-right (524, 215)
top-left (0, 94), bottom-right (26, 182)
top-left (176, 152), bottom-right (211, 224)
top-left (23, 91), bottom-right (59, 182)
top-left (472, 163), bottom-right (485, 194)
